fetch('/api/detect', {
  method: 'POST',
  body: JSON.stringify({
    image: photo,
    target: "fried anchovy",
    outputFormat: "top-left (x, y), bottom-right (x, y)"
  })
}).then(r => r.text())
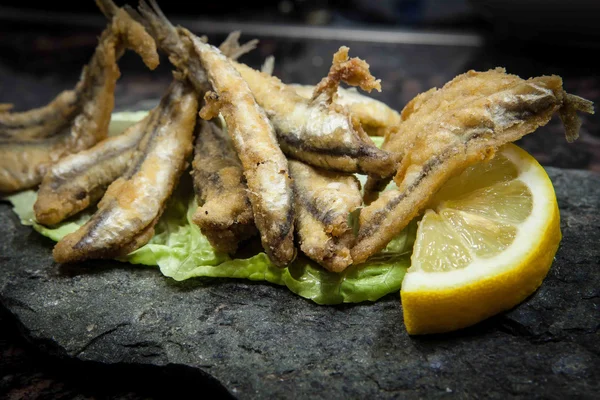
top-left (185, 32), bottom-right (296, 267)
top-left (291, 84), bottom-right (401, 137)
top-left (232, 47), bottom-right (397, 177)
top-left (53, 80), bottom-right (197, 263)
top-left (0, 0), bottom-right (158, 141)
top-left (364, 68), bottom-right (547, 202)
top-left (128, 0), bottom-right (280, 265)
top-left (289, 160), bottom-right (362, 272)
top-left (0, 91), bottom-right (79, 140)
top-left (34, 116), bottom-right (148, 225)
top-left (0, 2), bottom-right (159, 193)
top-left (352, 69), bottom-right (594, 264)
top-left (191, 119), bottom-right (257, 253)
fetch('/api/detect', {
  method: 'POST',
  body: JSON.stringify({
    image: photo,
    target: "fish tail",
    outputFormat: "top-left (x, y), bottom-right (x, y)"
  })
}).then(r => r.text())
top-left (311, 46), bottom-right (381, 104)
top-left (559, 93), bottom-right (595, 143)
top-left (137, 0), bottom-right (179, 47)
top-left (95, 0), bottom-right (119, 19)
top-left (141, 0), bottom-right (173, 28)
top-left (219, 31), bottom-right (259, 60)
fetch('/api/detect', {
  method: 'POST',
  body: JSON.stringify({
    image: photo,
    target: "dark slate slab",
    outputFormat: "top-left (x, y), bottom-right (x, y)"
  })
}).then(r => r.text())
top-left (1, 167), bottom-right (599, 399)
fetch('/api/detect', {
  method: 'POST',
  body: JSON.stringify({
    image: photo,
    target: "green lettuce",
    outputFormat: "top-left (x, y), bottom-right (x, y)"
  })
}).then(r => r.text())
top-left (3, 122), bottom-right (416, 305)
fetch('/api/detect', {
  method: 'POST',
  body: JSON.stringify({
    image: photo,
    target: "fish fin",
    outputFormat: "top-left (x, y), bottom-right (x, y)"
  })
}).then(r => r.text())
top-left (261, 56), bottom-right (275, 75)
top-left (559, 92), bottom-right (595, 143)
top-left (311, 46), bottom-right (381, 105)
top-left (137, 0), bottom-right (177, 41)
top-left (123, 4), bottom-right (145, 25)
top-left (140, 0), bottom-right (172, 28)
top-left (219, 31), bottom-right (259, 60)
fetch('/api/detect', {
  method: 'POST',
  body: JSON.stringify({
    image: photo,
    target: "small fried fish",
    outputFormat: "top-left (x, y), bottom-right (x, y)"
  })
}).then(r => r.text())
top-left (191, 119), bottom-right (257, 253)
top-left (133, 1), bottom-right (271, 259)
top-left (53, 80), bottom-right (197, 263)
top-left (232, 47), bottom-right (397, 177)
top-left (0, 2), bottom-right (159, 193)
top-left (0, 90), bottom-right (79, 140)
top-left (352, 69), bottom-right (594, 264)
top-left (292, 83), bottom-right (401, 137)
top-left (34, 117), bottom-right (148, 225)
top-left (185, 32), bottom-right (296, 267)
top-left (289, 160), bottom-right (362, 272)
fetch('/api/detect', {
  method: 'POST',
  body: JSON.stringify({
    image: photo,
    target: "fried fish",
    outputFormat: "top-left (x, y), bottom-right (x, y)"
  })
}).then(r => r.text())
top-left (0, 90), bottom-right (79, 141)
top-left (289, 160), bottom-right (362, 272)
top-left (187, 32), bottom-right (296, 267)
top-left (232, 47), bottom-right (397, 177)
top-left (132, 0), bottom-right (261, 255)
top-left (191, 119), bottom-right (257, 253)
top-left (0, 1), bottom-right (159, 193)
top-left (352, 69), bottom-right (594, 264)
top-left (34, 116), bottom-right (148, 225)
top-left (132, 0), bottom-right (294, 266)
top-left (53, 80), bottom-right (197, 263)
top-left (291, 83), bottom-right (401, 137)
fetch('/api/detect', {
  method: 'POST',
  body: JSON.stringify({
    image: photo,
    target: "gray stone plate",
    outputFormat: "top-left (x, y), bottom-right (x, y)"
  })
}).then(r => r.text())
top-left (1, 168), bottom-right (599, 399)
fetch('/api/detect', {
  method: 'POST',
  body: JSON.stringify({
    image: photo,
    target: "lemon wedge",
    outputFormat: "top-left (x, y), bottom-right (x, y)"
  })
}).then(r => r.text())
top-left (401, 144), bottom-right (561, 335)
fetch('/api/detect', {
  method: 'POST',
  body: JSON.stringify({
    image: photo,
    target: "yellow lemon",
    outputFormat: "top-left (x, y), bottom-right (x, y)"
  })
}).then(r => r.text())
top-left (401, 144), bottom-right (561, 335)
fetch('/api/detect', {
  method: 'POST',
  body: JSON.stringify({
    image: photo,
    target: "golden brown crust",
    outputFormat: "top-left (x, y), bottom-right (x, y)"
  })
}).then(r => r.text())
top-left (290, 160), bottom-right (362, 272)
top-left (34, 116), bottom-right (149, 225)
top-left (188, 32), bottom-right (296, 267)
top-left (311, 46), bottom-right (381, 103)
top-left (363, 68), bottom-right (515, 202)
top-left (0, 5), bottom-right (158, 193)
top-left (53, 80), bottom-right (197, 263)
top-left (352, 70), bottom-right (593, 264)
top-left (232, 49), bottom-right (396, 177)
top-left (191, 120), bottom-right (256, 253)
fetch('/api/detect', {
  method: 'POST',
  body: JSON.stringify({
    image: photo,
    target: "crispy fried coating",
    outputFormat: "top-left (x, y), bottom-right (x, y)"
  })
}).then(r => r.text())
top-left (96, 0), bottom-right (160, 69)
top-left (352, 69), bottom-right (594, 264)
top-left (0, 91), bottom-right (79, 140)
top-left (292, 84), bottom-right (401, 137)
top-left (232, 47), bottom-right (397, 177)
top-left (34, 116), bottom-right (148, 225)
top-left (0, 3), bottom-right (159, 193)
top-left (191, 119), bottom-right (257, 253)
top-left (53, 80), bottom-right (197, 263)
top-left (289, 160), bottom-right (362, 272)
top-left (185, 32), bottom-right (296, 267)
top-left (364, 68), bottom-right (527, 202)
top-left (132, 0), bottom-right (269, 257)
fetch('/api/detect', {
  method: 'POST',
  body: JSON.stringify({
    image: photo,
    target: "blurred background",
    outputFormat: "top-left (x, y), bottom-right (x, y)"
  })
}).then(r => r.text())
top-left (1, 0), bottom-right (598, 171)
top-left (0, 1), bottom-right (599, 397)
top-left (2, 0), bottom-right (600, 40)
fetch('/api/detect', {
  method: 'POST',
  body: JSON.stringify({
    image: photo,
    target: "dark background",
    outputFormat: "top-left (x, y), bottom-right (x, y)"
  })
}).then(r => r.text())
top-left (1, 0), bottom-right (599, 398)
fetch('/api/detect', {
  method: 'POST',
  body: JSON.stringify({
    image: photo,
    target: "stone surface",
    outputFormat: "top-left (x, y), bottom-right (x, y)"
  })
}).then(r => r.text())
top-left (1, 167), bottom-right (599, 399)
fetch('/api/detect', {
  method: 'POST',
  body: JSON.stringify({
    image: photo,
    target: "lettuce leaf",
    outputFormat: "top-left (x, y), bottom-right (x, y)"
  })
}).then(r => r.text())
top-left (2, 118), bottom-right (416, 305)
top-left (4, 185), bottom-right (415, 304)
